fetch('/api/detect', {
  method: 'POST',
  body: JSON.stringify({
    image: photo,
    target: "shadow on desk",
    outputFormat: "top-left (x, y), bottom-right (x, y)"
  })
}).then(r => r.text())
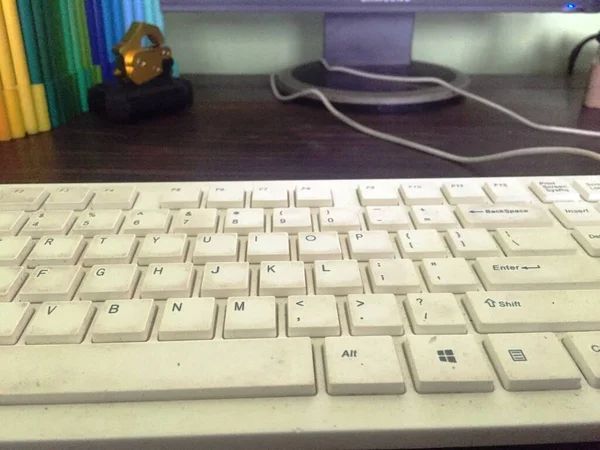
top-left (1, 75), bottom-right (600, 184)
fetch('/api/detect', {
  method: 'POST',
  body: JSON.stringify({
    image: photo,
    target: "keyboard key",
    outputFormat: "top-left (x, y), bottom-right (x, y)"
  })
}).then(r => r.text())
top-left (399, 183), bottom-right (443, 205)
top-left (193, 233), bottom-right (238, 263)
top-left (357, 184), bottom-right (399, 206)
top-left (366, 259), bottom-right (420, 294)
top-left (442, 182), bottom-right (488, 204)
top-left (122, 210), bottom-right (171, 236)
top-left (287, 295), bottom-right (340, 337)
top-left (158, 298), bottom-right (217, 341)
top-left (159, 186), bottom-right (202, 209)
top-left (224, 208), bottom-right (264, 235)
top-left (0, 236), bottom-right (33, 266)
top-left (483, 180), bottom-right (533, 203)
top-left (272, 208), bottom-right (312, 233)
top-left (405, 293), bottom-right (467, 334)
top-left (252, 186), bottom-right (288, 207)
top-left (224, 296), bottom-right (277, 339)
top-left (573, 226), bottom-right (600, 256)
top-left (295, 185), bottom-right (332, 207)
top-left (319, 207), bottom-right (361, 232)
top-left (421, 258), bottom-right (479, 293)
top-left (397, 230), bottom-right (447, 260)
top-left (137, 234), bottom-right (188, 265)
top-left (91, 299), bottom-right (156, 343)
top-left (91, 186), bottom-right (137, 210)
top-left (259, 261), bottom-right (306, 296)
top-left (456, 204), bottom-right (552, 229)
top-left (474, 256), bottom-right (600, 291)
top-left (24, 301), bottom-right (94, 345)
top-left (27, 235), bottom-right (85, 267)
top-left (347, 230), bottom-right (395, 261)
top-left (171, 209), bottom-right (218, 235)
top-left (484, 333), bottom-right (581, 391)
top-left (445, 228), bottom-right (501, 258)
top-left (0, 211), bottom-right (27, 235)
top-left (495, 227), bottom-right (577, 256)
top-left (404, 335), bottom-right (494, 393)
top-left (206, 186), bottom-right (245, 208)
top-left (572, 178), bottom-right (600, 201)
top-left (20, 210), bottom-right (75, 237)
top-left (410, 205), bottom-right (458, 230)
top-left (81, 234), bottom-right (137, 266)
top-left (346, 294), bottom-right (404, 336)
top-left (364, 206), bottom-right (410, 231)
top-left (247, 233), bottom-right (290, 262)
top-left (79, 265), bottom-right (139, 301)
top-left (323, 336), bottom-right (405, 395)
top-left (0, 187), bottom-right (48, 211)
top-left (0, 267), bottom-right (27, 302)
top-left (201, 262), bottom-right (249, 298)
top-left (314, 260), bottom-right (363, 295)
top-left (550, 202), bottom-right (600, 228)
top-left (140, 263), bottom-right (195, 299)
top-left (464, 290), bottom-right (600, 333)
top-left (0, 338), bottom-right (315, 403)
top-left (530, 180), bottom-right (580, 203)
top-left (45, 187), bottom-right (93, 210)
top-left (70, 210), bottom-right (124, 237)
top-left (563, 332), bottom-right (600, 388)
top-left (297, 232), bottom-right (342, 262)
top-left (19, 266), bottom-right (84, 303)
top-left (0, 303), bottom-right (32, 345)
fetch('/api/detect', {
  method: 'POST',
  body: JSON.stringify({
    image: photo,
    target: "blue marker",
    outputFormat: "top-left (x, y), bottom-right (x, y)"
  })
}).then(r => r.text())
top-left (111, 0), bottom-right (124, 43)
top-left (100, 0), bottom-right (114, 62)
top-left (84, 0), bottom-right (100, 65)
top-left (144, 0), bottom-right (155, 24)
top-left (123, 0), bottom-right (134, 30)
top-left (133, 0), bottom-right (144, 21)
top-left (154, 0), bottom-right (165, 31)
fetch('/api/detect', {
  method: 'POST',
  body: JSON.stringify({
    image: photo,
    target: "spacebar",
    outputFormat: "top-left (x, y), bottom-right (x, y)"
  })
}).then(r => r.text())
top-left (0, 338), bottom-right (316, 405)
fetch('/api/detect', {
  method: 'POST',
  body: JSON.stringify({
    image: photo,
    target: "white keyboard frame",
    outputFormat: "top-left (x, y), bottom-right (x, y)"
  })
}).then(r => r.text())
top-left (1, 177), bottom-right (600, 450)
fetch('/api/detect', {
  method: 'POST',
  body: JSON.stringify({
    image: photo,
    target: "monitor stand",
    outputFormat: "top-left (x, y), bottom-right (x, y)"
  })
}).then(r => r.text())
top-left (275, 13), bottom-right (468, 110)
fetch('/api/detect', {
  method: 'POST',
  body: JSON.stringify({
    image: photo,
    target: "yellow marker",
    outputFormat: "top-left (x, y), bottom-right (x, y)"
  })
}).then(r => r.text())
top-left (1, 0), bottom-right (38, 135)
top-left (0, 80), bottom-right (11, 141)
top-left (0, 1), bottom-right (24, 138)
top-left (31, 84), bottom-right (50, 131)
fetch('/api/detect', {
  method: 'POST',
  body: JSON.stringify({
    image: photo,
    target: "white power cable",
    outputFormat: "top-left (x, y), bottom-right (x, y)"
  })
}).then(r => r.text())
top-left (270, 60), bottom-right (600, 164)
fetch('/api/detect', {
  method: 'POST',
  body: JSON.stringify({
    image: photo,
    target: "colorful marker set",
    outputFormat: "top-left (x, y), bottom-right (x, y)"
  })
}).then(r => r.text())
top-left (0, 0), bottom-right (167, 141)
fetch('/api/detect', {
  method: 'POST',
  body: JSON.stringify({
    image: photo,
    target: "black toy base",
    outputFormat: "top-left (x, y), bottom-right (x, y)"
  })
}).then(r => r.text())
top-left (88, 77), bottom-right (194, 122)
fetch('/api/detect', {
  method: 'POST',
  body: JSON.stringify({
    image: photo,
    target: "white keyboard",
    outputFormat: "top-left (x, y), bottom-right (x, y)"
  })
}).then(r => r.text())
top-left (1, 177), bottom-right (600, 449)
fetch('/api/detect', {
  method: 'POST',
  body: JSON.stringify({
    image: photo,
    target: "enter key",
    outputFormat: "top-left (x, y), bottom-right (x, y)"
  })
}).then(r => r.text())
top-left (473, 255), bottom-right (600, 291)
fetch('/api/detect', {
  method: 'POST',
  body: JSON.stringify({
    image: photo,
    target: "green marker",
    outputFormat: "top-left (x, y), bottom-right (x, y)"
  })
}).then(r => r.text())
top-left (75, 0), bottom-right (93, 110)
top-left (16, 0), bottom-right (51, 130)
top-left (57, 0), bottom-right (81, 115)
top-left (66, 0), bottom-right (88, 111)
top-left (48, 0), bottom-right (76, 120)
top-left (30, 0), bottom-right (62, 126)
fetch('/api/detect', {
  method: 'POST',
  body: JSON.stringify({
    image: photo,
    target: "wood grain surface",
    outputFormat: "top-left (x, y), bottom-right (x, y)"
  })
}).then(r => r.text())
top-left (0, 75), bottom-right (599, 184)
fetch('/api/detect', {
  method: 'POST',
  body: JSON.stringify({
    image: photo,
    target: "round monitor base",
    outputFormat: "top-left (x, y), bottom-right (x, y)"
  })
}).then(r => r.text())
top-left (275, 61), bottom-right (469, 112)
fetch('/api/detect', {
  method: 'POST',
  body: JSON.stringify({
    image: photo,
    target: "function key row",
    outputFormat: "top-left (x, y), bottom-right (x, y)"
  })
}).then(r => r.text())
top-left (1, 178), bottom-right (600, 213)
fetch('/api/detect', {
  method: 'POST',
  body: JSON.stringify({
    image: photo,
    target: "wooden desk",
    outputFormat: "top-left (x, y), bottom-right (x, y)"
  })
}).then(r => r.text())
top-left (1, 75), bottom-right (599, 184)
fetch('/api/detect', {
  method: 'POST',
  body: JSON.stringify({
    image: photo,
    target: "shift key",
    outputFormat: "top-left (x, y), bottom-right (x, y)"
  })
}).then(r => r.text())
top-left (473, 256), bottom-right (600, 291)
top-left (464, 291), bottom-right (600, 333)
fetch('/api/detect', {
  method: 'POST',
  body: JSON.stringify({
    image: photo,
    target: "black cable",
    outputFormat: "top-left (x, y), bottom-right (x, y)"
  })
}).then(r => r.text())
top-left (567, 31), bottom-right (600, 76)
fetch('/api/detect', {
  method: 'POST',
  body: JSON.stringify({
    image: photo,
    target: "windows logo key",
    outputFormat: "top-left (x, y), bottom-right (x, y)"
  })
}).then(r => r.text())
top-left (437, 349), bottom-right (457, 363)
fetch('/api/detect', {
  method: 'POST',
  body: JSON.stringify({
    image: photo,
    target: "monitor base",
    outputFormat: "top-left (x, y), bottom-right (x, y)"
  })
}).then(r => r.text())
top-left (275, 61), bottom-right (469, 111)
